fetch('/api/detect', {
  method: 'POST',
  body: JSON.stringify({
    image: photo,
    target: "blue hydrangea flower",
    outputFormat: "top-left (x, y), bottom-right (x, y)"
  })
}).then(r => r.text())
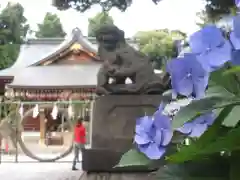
top-left (134, 104), bottom-right (172, 160)
top-left (189, 25), bottom-right (231, 72)
top-left (167, 53), bottom-right (209, 99)
top-left (230, 33), bottom-right (240, 50)
top-left (236, 0), bottom-right (240, 9)
top-left (231, 49), bottom-right (240, 65)
top-left (230, 15), bottom-right (240, 48)
top-left (176, 112), bottom-right (216, 138)
top-left (230, 15), bottom-right (240, 65)
top-left (233, 15), bottom-right (240, 39)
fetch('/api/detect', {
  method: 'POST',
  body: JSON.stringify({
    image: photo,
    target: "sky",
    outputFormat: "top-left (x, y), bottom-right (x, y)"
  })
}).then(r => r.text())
top-left (1, 0), bottom-right (205, 37)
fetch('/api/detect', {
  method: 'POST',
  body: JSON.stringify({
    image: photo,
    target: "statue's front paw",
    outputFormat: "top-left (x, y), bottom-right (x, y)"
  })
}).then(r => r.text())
top-left (96, 86), bottom-right (110, 95)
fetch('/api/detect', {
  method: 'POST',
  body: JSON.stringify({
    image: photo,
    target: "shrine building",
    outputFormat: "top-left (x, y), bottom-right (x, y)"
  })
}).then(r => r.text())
top-left (0, 28), bottom-right (137, 132)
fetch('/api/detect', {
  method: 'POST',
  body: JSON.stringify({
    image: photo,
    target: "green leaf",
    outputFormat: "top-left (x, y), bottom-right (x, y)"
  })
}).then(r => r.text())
top-left (172, 96), bottom-right (238, 129)
top-left (169, 106), bottom-right (233, 163)
top-left (229, 152), bottom-right (240, 180)
top-left (210, 67), bottom-right (240, 95)
top-left (197, 126), bottom-right (240, 155)
top-left (222, 106), bottom-right (240, 127)
top-left (206, 84), bottom-right (235, 98)
top-left (202, 86), bottom-right (236, 127)
top-left (157, 163), bottom-right (227, 180)
top-left (116, 149), bottom-right (151, 167)
top-left (157, 164), bottom-right (186, 180)
top-left (223, 66), bottom-right (240, 76)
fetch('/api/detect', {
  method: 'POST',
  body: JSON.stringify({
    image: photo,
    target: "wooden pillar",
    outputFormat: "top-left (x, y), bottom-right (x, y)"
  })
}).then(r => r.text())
top-left (39, 108), bottom-right (46, 145)
top-left (61, 114), bottom-right (64, 132)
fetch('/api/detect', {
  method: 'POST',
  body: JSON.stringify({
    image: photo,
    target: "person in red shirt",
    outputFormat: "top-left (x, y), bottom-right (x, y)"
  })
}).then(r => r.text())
top-left (72, 117), bottom-right (86, 171)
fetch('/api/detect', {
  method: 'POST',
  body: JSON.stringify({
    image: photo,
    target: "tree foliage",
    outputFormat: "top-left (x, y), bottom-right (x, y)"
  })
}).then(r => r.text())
top-left (135, 29), bottom-right (186, 69)
top-left (0, 2), bottom-right (29, 69)
top-left (204, 0), bottom-right (236, 20)
top-left (53, 0), bottom-right (161, 12)
top-left (52, 0), bottom-right (237, 22)
top-left (35, 12), bottom-right (66, 38)
top-left (88, 12), bottom-right (114, 37)
top-left (196, 10), bottom-right (215, 28)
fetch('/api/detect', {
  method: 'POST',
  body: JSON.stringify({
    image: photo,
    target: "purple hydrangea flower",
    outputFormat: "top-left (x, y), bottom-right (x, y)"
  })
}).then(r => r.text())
top-left (236, 0), bottom-right (240, 8)
top-left (176, 112), bottom-right (216, 138)
top-left (230, 15), bottom-right (240, 49)
top-left (230, 15), bottom-right (240, 65)
top-left (233, 15), bottom-right (240, 40)
top-left (231, 49), bottom-right (240, 65)
top-left (189, 25), bottom-right (231, 72)
top-left (134, 104), bottom-right (173, 160)
top-left (167, 53), bottom-right (209, 99)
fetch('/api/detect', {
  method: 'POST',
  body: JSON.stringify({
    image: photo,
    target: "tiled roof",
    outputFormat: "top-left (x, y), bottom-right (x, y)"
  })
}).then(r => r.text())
top-left (0, 28), bottom-right (138, 88)
top-left (0, 27), bottom-right (137, 78)
top-left (8, 64), bottom-right (101, 89)
top-left (0, 44), bottom-right (60, 77)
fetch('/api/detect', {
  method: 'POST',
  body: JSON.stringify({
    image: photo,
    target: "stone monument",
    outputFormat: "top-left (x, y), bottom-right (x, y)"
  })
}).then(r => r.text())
top-left (81, 25), bottom-right (170, 180)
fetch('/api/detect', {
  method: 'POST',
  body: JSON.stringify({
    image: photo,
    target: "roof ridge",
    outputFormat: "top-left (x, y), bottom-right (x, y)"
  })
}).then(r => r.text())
top-left (24, 37), bottom-right (136, 45)
top-left (25, 38), bottom-right (64, 45)
top-left (24, 27), bottom-right (137, 45)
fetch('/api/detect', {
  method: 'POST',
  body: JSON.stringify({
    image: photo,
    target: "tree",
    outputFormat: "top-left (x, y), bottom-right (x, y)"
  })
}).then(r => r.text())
top-left (135, 29), bottom-right (186, 69)
top-left (0, 2), bottom-right (29, 69)
top-left (35, 12), bottom-right (66, 38)
top-left (196, 10), bottom-right (216, 28)
top-left (88, 12), bottom-right (114, 37)
top-left (52, 0), bottom-right (236, 22)
top-left (204, 0), bottom-right (236, 21)
top-left (53, 0), bottom-right (161, 12)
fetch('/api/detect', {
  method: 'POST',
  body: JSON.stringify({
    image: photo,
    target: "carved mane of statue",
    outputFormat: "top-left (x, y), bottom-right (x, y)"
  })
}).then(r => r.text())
top-left (95, 24), bottom-right (170, 95)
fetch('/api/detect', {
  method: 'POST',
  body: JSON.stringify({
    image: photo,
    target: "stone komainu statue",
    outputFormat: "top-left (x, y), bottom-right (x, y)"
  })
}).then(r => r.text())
top-left (95, 25), bottom-right (170, 95)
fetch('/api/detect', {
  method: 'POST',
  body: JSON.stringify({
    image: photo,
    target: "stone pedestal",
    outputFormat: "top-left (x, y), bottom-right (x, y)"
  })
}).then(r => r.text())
top-left (79, 171), bottom-right (157, 180)
top-left (82, 95), bottom-right (162, 172)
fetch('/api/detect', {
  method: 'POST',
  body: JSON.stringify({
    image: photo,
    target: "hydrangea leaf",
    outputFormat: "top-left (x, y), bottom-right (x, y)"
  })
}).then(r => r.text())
top-left (205, 84), bottom-right (235, 98)
top-left (169, 106), bottom-right (233, 163)
top-left (156, 164), bottom-right (186, 180)
top-left (116, 149), bottom-right (151, 167)
top-left (214, 102), bottom-right (240, 127)
top-left (197, 125), bottom-right (240, 154)
top-left (172, 95), bottom-right (238, 129)
top-left (168, 125), bottom-right (240, 164)
top-left (157, 163), bottom-right (228, 180)
top-left (210, 67), bottom-right (240, 95)
top-left (229, 152), bottom-right (240, 180)
top-left (223, 66), bottom-right (240, 76)
top-left (221, 106), bottom-right (240, 127)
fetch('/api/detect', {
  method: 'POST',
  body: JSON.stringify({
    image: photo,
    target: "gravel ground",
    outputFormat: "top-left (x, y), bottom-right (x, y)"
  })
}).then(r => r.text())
top-left (0, 153), bottom-right (76, 162)
top-left (0, 162), bottom-right (83, 180)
